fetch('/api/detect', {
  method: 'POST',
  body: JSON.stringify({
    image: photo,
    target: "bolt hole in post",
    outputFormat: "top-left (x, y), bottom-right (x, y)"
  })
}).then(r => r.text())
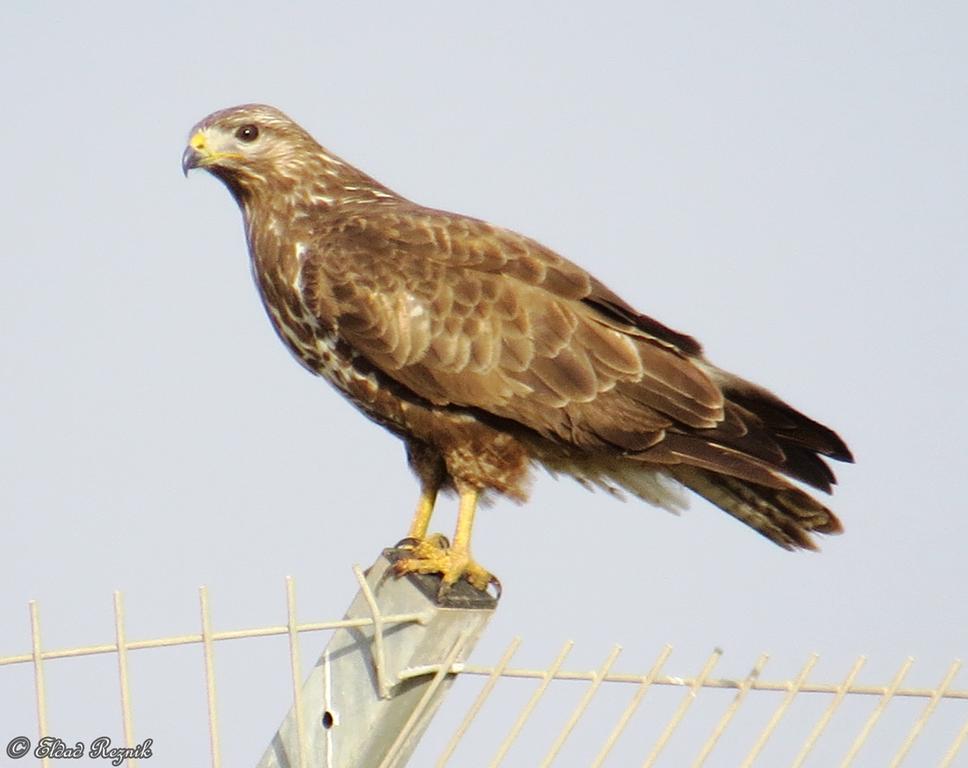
top-left (321, 711), bottom-right (335, 729)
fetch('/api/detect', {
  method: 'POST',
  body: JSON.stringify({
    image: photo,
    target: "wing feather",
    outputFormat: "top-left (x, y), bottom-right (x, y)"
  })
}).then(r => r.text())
top-left (302, 208), bottom-right (845, 490)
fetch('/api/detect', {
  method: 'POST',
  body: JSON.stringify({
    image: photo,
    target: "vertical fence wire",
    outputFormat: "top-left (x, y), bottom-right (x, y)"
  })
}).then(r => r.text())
top-left (790, 655), bottom-right (866, 768)
top-left (437, 636), bottom-right (522, 767)
top-left (739, 653), bottom-right (819, 768)
top-left (840, 656), bottom-right (914, 766)
top-left (539, 644), bottom-right (622, 768)
top-left (199, 586), bottom-right (222, 768)
top-left (112, 591), bottom-right (138, 768)
top-left (285, 576), bottom-right (308, 768)
top-left (354, 564), bottom-right (390, 699)
top-left (590, 644), bottom-right (674, 768)
top-left (488, 640), bottom-right (574, 768)
top-left (29, 600), bottom-right (51, 768)
top-left (691, 652), bottom-right (769, 768)
top-left (940, 708), bottom-right (968, 768)
top-left (642, 648), bottom-right (722, 768)
top-left (889, 660), bottom-right (962, 768)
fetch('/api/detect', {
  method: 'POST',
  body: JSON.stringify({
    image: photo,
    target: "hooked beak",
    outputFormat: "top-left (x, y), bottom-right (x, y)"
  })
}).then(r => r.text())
top-left (181, 130), bottom-right (244, 177)
top-left (181, 130), bottom-right (209, 177)
top-left (182, 144), bottom-right (201, 177)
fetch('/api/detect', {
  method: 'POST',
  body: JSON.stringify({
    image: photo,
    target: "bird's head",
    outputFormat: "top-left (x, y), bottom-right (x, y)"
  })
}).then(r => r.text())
top-left (182, 104), bottom-right (324, 196)
top-left (184, 104), bottom-right (398, 210)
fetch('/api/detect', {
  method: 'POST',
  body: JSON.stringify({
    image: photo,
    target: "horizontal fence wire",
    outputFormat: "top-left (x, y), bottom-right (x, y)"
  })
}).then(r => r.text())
top-left (3, 573), bottom-right (966, 768)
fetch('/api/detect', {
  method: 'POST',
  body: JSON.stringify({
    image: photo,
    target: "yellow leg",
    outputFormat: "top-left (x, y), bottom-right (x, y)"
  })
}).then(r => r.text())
top-left (394, 485), bottom-right (496, 593)
top-left (451, 487), bottom-right (478, 561)
top-left (406, 485), bottom-right (437, 540)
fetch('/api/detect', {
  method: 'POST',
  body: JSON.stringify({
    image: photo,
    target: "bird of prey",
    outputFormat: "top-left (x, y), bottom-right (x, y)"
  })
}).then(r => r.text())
top-left (183, 104), bottom-right (852, 593)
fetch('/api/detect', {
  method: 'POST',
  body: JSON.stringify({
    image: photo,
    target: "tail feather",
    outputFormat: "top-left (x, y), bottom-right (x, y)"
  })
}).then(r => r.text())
top-left (723, 377), bottom-right (854, 463)
top-left (552, 361), bottom-right (853, 551)
top-left (671, 466), bottom-right (843, 550)
top-left (626, 370), bottom-right (852, 550)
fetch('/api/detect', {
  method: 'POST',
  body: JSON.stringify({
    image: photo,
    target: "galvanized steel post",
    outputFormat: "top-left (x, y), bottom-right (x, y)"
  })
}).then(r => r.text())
top-left (257, 549), bottom-right (497, 768)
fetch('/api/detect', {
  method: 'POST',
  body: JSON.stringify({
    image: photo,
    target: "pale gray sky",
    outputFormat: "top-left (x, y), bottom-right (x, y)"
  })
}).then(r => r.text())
top-left (2, 2), bottom-right (967, 765)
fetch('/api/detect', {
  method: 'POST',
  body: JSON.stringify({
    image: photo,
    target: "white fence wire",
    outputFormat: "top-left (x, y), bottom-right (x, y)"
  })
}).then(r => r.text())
top-left (2, 569), bottom-right (966, 767)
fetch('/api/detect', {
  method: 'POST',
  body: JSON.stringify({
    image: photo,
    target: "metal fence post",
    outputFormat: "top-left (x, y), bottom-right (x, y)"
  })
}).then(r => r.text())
top-left (257, 549), bottom-right (497, 768)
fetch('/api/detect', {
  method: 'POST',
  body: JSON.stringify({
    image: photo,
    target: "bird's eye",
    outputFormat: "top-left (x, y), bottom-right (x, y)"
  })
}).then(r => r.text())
top-left (235, 124), bottom-right (259, 142)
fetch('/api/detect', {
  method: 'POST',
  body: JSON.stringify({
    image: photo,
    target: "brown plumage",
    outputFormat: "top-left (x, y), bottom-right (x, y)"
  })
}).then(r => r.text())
top-left (183, 104), bottom-right (853, 591)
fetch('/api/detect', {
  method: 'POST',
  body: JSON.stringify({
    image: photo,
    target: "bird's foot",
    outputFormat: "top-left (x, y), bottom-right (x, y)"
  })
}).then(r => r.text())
top-left (393, 536), bottom-right (497, 595)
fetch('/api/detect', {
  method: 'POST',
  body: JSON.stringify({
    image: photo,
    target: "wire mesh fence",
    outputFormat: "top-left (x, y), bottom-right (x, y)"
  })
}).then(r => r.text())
top-left (2, 563), bottom-right (966, 767)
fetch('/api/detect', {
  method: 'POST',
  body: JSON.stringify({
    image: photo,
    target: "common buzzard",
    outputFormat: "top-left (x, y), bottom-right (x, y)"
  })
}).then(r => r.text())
top-left (183, 104), bottom-right (852, 593)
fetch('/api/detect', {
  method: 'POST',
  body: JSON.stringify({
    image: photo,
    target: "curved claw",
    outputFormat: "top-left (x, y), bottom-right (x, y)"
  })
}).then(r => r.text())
top-left (393, 533), bottom-right (451, 550)
top-left (434, 569), bottom-right (501, 600)
top-left (437, 572), bottom-right (504, 600)
top-left (391, 558), bottom-right (412, 578)
top-left (487, 573), bottom-right (503, 601)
